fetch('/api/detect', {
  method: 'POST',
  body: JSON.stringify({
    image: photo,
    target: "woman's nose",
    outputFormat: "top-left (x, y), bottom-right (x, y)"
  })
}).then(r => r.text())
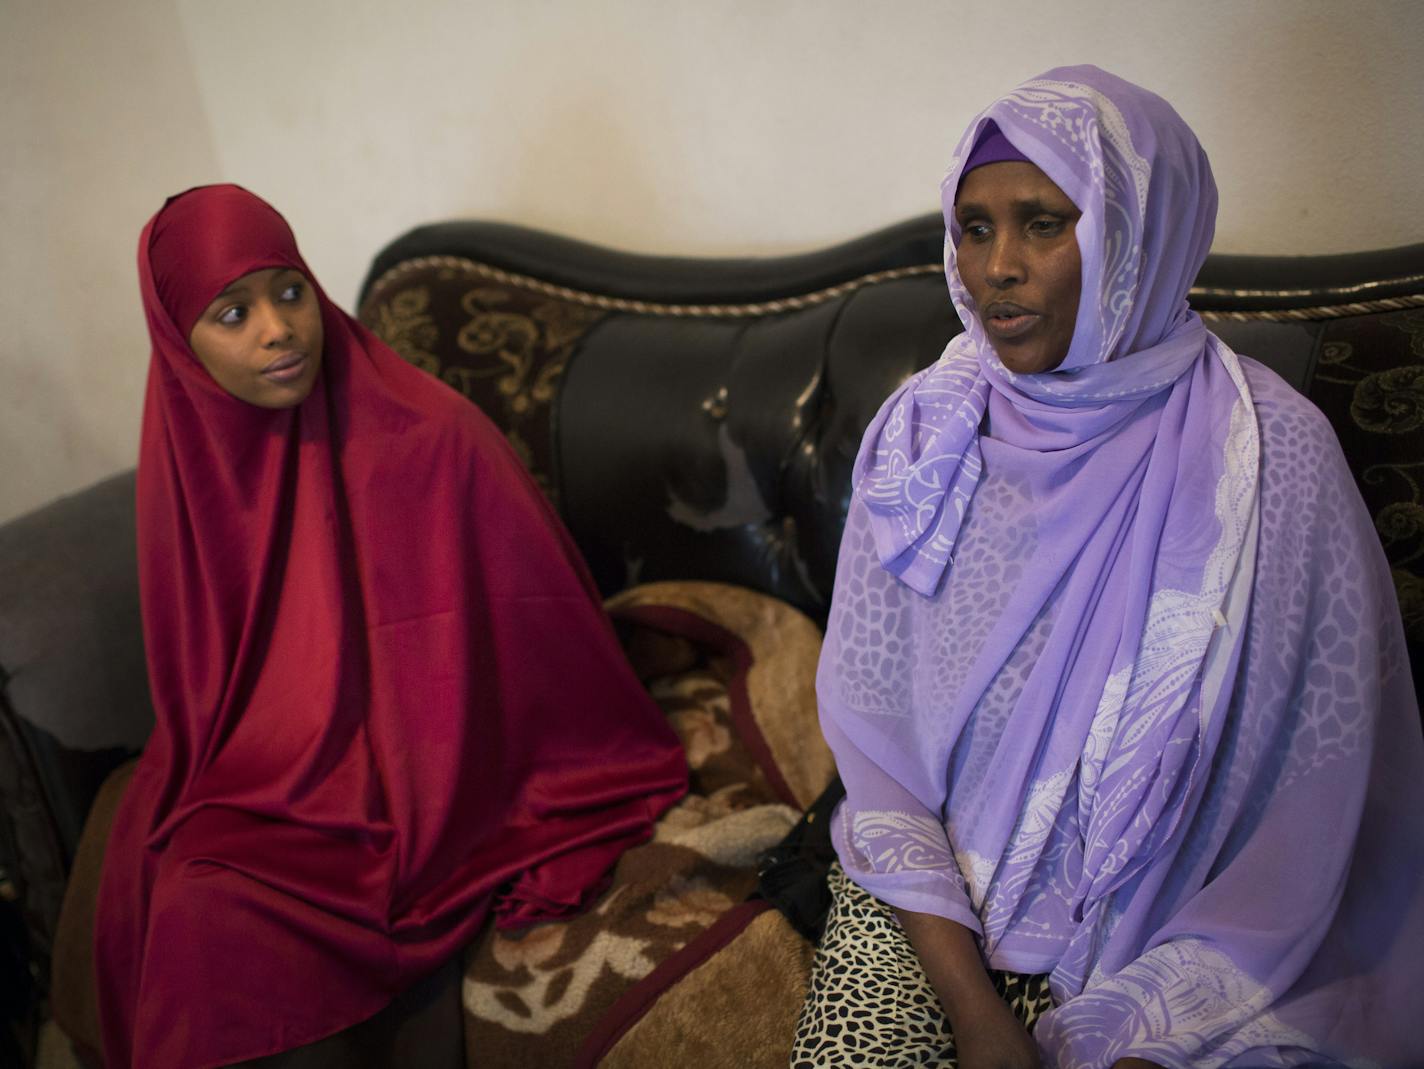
top-left (256, 301), bottom-right (295, 346)
top-left (985, 235), bottom-right (1025, 287)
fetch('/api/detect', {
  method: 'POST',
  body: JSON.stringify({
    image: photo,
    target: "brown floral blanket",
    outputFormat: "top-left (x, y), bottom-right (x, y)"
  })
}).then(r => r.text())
top-left (464, 581), bottom-right (832, 1067)
top-left (50, 582), bottom-right (831, 1068)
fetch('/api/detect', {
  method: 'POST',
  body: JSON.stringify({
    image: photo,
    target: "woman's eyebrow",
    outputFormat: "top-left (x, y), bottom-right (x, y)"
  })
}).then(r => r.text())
top-left (998, 197), bottom-right (1075, 216)
top-left (955, 197), bottom-right (1077, 218)
top-left (213, 270), bottom-right (300, 300)
top-left (1016, 197), bottom-right (1076, 214)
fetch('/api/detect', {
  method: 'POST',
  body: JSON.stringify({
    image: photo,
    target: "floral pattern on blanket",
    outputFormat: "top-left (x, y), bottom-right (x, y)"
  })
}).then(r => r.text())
top-left (460, 583), bottom-right (827, 1067)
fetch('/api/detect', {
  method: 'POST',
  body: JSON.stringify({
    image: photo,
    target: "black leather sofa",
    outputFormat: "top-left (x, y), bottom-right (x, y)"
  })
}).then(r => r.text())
top-left (3, 214), bottom-right (1422, 1060)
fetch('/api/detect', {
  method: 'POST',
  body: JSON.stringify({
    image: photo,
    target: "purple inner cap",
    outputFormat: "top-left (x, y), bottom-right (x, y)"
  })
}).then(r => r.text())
top-left (957, 120), bottom-right (1032, 193)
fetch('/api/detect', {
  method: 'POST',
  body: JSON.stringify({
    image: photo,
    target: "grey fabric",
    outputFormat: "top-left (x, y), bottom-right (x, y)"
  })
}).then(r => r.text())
top-left (0, 471), bottom-right (151, 755)
top-left (0, 470), bottom-right (152, 998)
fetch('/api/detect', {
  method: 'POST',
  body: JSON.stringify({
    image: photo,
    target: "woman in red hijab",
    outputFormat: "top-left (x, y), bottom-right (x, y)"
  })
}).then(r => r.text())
top-left (94, 185), bottom-right (688, 1068)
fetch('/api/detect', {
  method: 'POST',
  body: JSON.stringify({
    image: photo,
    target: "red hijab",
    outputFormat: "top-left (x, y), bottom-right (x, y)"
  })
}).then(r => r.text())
top-left (95, 185), bottom-right (687, 1068)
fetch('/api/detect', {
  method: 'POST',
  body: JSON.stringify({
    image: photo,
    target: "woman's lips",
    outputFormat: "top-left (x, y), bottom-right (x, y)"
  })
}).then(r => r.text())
top-left (262, 352), bottom-right (309, 383)
top-left (984, 311), bottom-right (1041, 340)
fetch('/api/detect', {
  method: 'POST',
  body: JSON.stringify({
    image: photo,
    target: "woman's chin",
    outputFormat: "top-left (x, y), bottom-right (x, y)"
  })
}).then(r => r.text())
top-left (993, 344), bottom-right (1066, 376)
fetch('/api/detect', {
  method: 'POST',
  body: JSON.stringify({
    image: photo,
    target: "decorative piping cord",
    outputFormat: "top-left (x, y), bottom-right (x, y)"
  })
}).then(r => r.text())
top-left (1192, 272), bottom-right (1424, 299)
top-left (364, 255), bottom-right (1424, 323)
top-left (1198, 296), bottom-right (1424, 322)
top-left (364, 256), bottom-right (942, 318)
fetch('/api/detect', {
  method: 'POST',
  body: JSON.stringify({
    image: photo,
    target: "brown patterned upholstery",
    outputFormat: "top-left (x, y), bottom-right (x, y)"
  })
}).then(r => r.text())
top-left (355, 225), bottom-right (1424, 703)
top-left (360, 271), bottom-right (606, 505)
top-left (1308, 309), bottom-right (1424, 651)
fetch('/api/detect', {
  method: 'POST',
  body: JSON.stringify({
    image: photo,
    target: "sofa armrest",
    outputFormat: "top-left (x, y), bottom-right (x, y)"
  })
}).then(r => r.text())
top-left (0, 471), bottom-right (152, 989)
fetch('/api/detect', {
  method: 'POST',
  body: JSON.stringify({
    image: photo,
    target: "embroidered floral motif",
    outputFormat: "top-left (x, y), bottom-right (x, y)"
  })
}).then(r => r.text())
top-left (852, 810), bottom-right (956, 873)
top-left (368, 287), bottom-right (440, 373)
top-left (361, 272), bottom-right (607, 504)
top-left (1351, 365), bottom-right (1424, 435)
top-left (952, 847), bottom-right (999, 913)
top-left (1395, 568), bottom-right (1424, 641)
top-left (1078, 665), bottom-right (1130, 818)
top-left (1376, 499), bottom-right (1424, 564)
top-left (1310, 327), bottom-right (1423, 633)
top-left (1319, 340), bottom-right (1353, 365)
top-left (1036, 940), bottom-right (1370, 1069)
top-left (1383, 307), bottom-right (1424, 358)
top-left (977, 768), bottom-right (1072, 947)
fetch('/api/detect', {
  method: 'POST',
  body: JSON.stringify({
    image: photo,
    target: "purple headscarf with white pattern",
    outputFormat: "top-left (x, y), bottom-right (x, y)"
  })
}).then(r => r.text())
top-left (820, 65), bottom-right (1424, 1066)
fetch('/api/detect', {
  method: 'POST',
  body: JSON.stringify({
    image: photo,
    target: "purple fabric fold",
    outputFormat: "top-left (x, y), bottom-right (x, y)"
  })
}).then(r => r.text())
top-left (820, 65), bottom-right (1424, 1067)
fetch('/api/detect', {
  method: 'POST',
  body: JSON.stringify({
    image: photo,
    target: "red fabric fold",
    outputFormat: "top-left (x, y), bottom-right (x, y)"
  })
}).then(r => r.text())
top-left (95, 185), bottom-right (687, 1069)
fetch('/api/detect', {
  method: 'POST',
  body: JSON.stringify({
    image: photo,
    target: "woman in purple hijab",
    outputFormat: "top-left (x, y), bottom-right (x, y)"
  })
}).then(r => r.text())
top-left (795, 66), bottom-right (1424, 1068)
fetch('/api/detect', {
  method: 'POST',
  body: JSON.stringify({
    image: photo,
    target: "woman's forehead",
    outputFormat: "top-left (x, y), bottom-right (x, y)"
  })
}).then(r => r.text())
top-left (214, 267), bottom-right (303, 297)
top-left (955, 161), bottom-right (1073, 209)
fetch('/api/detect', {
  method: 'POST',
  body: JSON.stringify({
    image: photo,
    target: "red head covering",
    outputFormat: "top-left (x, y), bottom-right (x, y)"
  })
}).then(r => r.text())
top-left (148, 183), bottom-right (308, 335)
top-left (96, 185), bottom-right (687, 1068)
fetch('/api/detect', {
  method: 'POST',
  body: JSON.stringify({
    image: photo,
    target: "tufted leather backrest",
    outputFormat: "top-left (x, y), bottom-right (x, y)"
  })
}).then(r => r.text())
top-left (356, 217), bottom-right (1424, 640)
top-left (357, 217), bottom-right (955, 617)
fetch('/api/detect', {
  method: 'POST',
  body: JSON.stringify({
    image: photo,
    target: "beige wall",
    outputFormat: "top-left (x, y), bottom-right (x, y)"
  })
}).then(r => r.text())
top-left (4, 0), bottom-right (1423, 523)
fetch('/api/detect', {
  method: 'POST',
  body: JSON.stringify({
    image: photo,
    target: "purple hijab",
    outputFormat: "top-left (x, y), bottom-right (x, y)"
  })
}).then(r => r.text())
top-left (820, 66), bottom-right (1424, 1066)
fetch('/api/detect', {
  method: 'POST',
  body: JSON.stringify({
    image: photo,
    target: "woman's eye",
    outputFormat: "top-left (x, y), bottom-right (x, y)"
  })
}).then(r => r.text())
top-left (1029, 218), bottom-right (1063, 235)
top-left (280, 282), bottom-right (304, 302)
top-left (217, 305), bottom-right (246, 326)
top-left (962, 222), bottom-right (991, 241)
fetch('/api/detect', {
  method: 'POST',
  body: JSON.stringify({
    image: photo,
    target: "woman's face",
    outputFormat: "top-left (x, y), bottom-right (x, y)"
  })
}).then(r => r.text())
top-left (187, 267), bottom-right (324, 408)
top-left (954, 161), bottom-right (1082, 374)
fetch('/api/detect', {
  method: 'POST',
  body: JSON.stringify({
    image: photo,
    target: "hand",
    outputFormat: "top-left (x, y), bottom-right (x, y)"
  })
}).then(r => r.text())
top-left (951, 990), bottom-right (1042, 1069)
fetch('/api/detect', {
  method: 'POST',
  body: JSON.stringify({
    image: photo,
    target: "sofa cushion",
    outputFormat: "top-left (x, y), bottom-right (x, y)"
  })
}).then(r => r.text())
top-left (0, 471), bottom-right (151, 997)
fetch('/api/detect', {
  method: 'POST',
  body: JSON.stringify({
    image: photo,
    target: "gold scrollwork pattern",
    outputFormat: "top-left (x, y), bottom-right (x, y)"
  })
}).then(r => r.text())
top-left (1350, 366), bottom-right (1424, 436)
top-left (1318, 341), bottom-right (1353, 365)
top-left (1385, 308), bottom-right (1424, 358)
top-left (360, 271), bottom-right (607, 505)
top-left (369, 287), bottom-right (440, 374)
top-left (1396, 569), bottom-right (1424, 643)
top-left (1314, 313), bottom-right (1424, 646)
top-left (449, 289), bottom-right (605, 421)
top-left (1367, 469), bottom-right (1424, 571)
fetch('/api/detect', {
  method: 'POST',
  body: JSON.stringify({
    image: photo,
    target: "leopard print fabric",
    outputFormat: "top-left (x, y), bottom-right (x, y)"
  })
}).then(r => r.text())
top-left (791, 863), bottom-right (1052, 1067)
